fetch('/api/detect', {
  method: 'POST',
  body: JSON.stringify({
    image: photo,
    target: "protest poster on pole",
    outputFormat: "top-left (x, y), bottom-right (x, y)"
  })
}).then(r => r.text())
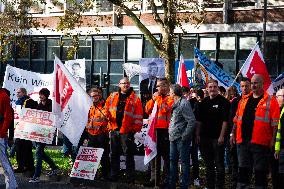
top-left (14, 108), bottom-right (56, 144)
top-left (70, 147), bottom-right (104, 180)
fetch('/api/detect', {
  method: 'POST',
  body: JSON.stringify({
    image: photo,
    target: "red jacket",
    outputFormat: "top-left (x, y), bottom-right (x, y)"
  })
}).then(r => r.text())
top-left (0, 89), bottom-right (13, 138)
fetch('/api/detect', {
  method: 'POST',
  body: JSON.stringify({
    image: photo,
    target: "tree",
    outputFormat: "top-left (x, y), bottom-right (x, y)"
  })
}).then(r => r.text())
top-left (57, 0), bottom-right (205, 82)
top-left (0, 0), bottom-right (205, 82)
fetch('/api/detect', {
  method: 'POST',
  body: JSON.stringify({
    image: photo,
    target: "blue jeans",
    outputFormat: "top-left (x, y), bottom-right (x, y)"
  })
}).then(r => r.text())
top-left (34, 143), bottom-right (58, 178)
top-left (0, 138), bottom-right (17, 189)
top-left (169, 138), bottom-right (190, 189)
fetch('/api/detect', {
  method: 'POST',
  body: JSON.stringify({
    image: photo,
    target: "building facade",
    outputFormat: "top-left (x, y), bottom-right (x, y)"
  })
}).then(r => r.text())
top-left (0, 0), bottom-right (283, 94)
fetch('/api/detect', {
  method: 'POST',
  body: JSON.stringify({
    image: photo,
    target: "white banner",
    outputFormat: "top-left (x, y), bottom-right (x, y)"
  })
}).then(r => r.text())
top-left (2, 65), bottom-right (53, 104)
top-left (70, 147), bottom-right (104, 180)
top-left (53, 56), bottom-right (92, 146)
top-left (14, 108), bottom-right (56, 144)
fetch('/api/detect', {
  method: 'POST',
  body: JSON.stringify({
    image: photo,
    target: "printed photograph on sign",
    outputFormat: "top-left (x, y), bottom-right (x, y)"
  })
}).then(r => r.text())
top-left (65, 59), bottom-right (86, 90)
top-left (139, 58), bottom-right (165, 109)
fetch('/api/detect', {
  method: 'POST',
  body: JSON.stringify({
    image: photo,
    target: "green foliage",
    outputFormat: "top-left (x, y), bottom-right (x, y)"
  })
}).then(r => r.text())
top-left (9, 148), bottom-right (72, 175)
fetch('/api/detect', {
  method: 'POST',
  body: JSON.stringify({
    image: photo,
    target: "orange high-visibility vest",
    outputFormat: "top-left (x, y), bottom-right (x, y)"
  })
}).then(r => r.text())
top-left (104, 91), bottom-right (143, 134)
top-left (86, 100), bottom-right (108, 136)
top-left (145, 95), bottom-right (174, 129)
top-left (234, 92), bottom-right (280, 147)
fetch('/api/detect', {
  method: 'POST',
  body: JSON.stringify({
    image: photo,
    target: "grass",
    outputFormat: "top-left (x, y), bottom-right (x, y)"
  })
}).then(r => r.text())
top-left (9, 147), bottom-right (73, 175)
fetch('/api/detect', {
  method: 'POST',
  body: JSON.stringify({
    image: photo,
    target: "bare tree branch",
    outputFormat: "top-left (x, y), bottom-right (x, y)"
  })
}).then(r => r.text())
top-left (149, 0), bottom-right (164, 28)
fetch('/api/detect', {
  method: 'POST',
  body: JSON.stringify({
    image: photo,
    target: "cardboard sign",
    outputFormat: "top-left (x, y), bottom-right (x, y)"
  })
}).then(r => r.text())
top-left (14, 108), bottom-right (56, 144)
top-left (70, 147), bottom-right (104, 180)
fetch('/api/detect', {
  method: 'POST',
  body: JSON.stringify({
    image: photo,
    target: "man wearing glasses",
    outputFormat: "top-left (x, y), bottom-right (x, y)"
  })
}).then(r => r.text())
top-left (105, 77), bottom-right (143, 183)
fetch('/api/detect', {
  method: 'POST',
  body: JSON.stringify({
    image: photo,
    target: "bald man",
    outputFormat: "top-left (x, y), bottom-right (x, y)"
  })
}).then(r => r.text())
top-left (234, 74), bottom-right (280, 188)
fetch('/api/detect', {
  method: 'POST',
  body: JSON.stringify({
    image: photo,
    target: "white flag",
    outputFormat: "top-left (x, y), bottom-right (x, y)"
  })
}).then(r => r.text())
top-left (53, 56), bottom-right (92, 146)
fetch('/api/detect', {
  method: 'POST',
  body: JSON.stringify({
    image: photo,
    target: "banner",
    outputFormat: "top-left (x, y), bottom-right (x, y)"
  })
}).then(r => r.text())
top-left (2, 65), bottom-right (53, 104)
top-left (194, 47), bottom-right (240, 91)
top-left (240, 43), bottom-right (273, 94)
top-left (70, 147), bottom-right (104, 180)
top-left (14, 108), bottom-right (56, 144)
top-left (53, 56), bottom-right (92, 146)
top-left (272, 72), bottom-right (284, 93)
top-left (65, 59), bottom-right (86, 90)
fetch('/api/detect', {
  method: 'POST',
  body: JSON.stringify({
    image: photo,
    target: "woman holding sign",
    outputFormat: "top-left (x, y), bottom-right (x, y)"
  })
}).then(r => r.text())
top-left (29, 88), bottom-right (59, 183)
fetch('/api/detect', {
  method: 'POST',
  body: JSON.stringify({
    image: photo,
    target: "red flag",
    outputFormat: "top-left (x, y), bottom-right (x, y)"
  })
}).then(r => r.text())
top-left (177, 55), bottom-right (190, 88)
top-left (240, 43), bottom-right (273, 94)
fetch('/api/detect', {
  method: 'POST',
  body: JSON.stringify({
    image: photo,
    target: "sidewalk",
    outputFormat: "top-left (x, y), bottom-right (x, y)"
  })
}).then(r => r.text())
top-left (0, 172), bottom-right (154, 189)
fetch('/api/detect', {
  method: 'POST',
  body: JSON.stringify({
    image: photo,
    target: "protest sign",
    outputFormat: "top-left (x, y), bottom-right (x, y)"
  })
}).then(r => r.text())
top-left (134, 119), bottom-right (149, 148)
top-left (2, 65), bottom-right (53, 104)
top-left (70, 147), bottom-right (104, 180)
top-left (14, 108), bottom-right (56, 144)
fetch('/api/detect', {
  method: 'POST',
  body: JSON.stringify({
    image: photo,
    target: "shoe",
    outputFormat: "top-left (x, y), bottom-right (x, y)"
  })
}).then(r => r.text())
top-left (46, 169), bottom-right (60, 176)
top-left (194, 178), bottom-right (200, 186)
top-left (29, 177), bottom-right (40, 183)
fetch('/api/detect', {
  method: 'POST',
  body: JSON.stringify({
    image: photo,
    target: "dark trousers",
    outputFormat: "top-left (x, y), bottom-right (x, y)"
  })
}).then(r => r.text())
top-left (62, 135), bottom-right (76, 160)
top-left (34, 143), bottom-right (58, 178)
top-left (15, 139), bottom-right (34, 171)
top-left (200, 137), bottom-right (225, 189)
top-left (88, 133), bottom-right (110, 178)
top-left (237, 142), bottom-right (270, 189)
top-left (149, 129), bottom-right (170, 184)
top-left (191, 135), bottom-right (199, 180)
top-left (110, 131), bottom-right (135, 180)
top-left (230, 144), bottom-right (239, 189)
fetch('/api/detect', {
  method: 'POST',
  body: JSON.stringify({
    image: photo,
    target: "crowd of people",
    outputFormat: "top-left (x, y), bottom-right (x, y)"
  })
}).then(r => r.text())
top-left (1, 74), bottom-right (284, 189)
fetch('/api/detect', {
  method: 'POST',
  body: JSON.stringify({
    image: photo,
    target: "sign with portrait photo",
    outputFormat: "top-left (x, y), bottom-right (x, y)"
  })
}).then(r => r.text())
top-left (65, 59), bottom-right (86, 90)
top-left (139, 58), bottom-right (165, 107)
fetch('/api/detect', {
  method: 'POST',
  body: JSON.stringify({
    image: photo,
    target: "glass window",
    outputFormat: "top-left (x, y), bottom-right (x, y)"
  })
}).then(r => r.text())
top-left (16, 60), bottom-right (29, 70)
top-left (127, 38), bottom-right (142, 61)
top-left (28, 1), bottom-right (45, 14)
top-left (144, 38), bottom-right (159, 58)
top-left (110, 37), bottom-right (124, 60)
top-left (31, 61), bottom-right (45, 73)
top-left (219, 36), bottom-right (236, 76)
top-left (31, 38), bottom-right (45, 60)
top-left (180, 36), bottom-right (197, 59)
top-left (94, 61), bottom-right (107, 73)
top-left (110, 61), bottom-right (123, 73)
top-left (94, 37), bottom-right (108, 60)
top-left (46, 61), bottom-right (54, 73)
top-left (78, 37), bottom-right (92, 59)
top-left (62, 38), bottom-right (73, 60)
top-left (238, 36), bottom-right (257, 69)
top-left (199, 35), bottom-right (216, 59)
top-left (262, 36), bottom-right (278, 77)
top-left (47, 38), bottom-right (60, 60)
